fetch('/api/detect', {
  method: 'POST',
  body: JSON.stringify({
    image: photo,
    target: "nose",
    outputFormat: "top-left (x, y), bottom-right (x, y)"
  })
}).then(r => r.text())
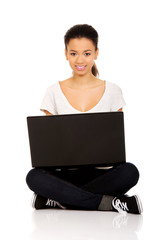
top-left (76, 54), bottom-right (84, 64)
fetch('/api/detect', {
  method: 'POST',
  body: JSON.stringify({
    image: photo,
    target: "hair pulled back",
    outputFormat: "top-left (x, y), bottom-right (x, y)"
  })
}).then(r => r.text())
top-left (64, 24), bottom-right (99, 77)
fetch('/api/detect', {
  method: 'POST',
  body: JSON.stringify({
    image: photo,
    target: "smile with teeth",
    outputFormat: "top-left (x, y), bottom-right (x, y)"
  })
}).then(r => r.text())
top-left (75, 65), bottom-right (87, 71)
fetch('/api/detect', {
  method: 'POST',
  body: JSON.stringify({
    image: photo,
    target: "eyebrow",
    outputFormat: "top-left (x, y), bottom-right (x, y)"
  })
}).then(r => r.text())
top-left (70, 49), bottom-right (92, 52)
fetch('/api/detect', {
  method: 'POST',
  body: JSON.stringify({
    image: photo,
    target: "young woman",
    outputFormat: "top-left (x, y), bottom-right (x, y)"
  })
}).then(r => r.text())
top-left (26, 24), bottom-right (143, 214)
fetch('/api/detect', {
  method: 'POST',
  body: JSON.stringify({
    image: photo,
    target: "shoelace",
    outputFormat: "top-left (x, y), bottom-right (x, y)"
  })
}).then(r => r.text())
top-left (54, 200), bottom-right (66, 209)
top-left (112, 198), bottom-right (129, 215)
top-left (46, 199), bottom-right (66, 209)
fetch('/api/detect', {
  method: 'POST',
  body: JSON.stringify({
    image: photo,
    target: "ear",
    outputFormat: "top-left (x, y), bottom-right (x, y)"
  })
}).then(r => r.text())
top-left (94, 48), bottom-right (99, 60)
top-left (65, 48), bottom-right (68, 60)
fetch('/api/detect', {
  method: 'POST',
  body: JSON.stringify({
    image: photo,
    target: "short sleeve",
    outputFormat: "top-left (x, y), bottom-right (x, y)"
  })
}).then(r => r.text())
top-left (110, 84), bottom-right (126, 111)
top-left (40, 87), bottom-right (57, 115)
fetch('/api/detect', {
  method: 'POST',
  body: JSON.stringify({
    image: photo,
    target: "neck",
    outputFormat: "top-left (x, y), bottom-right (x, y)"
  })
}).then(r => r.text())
top-left (70, 72), bottom-right (97, 89)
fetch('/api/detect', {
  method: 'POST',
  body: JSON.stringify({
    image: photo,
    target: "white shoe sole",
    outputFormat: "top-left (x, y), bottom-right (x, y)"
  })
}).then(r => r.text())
top-left (134, 195), bottom-right (143, 214)
top-left (31, 193), bottom-right (37, 209)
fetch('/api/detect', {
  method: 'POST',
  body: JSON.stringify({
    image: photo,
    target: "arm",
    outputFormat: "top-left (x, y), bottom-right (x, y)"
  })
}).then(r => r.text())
top-left (43, 110), bottom-right (53, 115)
top-left (45, 109), bottom-right (122, 114)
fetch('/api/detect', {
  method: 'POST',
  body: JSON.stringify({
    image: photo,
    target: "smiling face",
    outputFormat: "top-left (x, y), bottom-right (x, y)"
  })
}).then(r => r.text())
top-left (65, 37), bottom-right (99, 77)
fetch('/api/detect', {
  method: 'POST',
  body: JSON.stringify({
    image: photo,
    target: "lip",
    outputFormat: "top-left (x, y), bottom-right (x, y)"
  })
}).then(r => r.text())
top-left (75, 65), bottom-right (87, 71)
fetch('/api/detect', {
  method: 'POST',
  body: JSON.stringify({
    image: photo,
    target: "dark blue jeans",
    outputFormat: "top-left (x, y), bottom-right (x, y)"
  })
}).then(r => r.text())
top-left (26, 162), bottom-right (139, 210)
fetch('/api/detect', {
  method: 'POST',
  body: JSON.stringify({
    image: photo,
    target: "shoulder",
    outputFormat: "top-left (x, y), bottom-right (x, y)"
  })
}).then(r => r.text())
top-left (106, 81), bottom-right (123, 95)
top-left (45, 82), bottom-right (59, 95)
top-left (46, 79), bottom-right (70, 91)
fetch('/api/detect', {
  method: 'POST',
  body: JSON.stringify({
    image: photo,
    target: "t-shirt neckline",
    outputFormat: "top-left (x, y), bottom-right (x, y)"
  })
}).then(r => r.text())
top-left (57, 80), bottom-right (107, 113)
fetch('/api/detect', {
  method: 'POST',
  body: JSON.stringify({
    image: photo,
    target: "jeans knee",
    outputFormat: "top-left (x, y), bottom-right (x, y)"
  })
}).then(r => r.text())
top-left (125, 162), bottom-right (140, 185)
top-left (26, 168), bottom-right (37, 190)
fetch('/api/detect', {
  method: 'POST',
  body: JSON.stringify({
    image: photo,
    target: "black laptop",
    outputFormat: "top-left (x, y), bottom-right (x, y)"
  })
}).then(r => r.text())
top-left (27, 112), bottom-right (126, 168)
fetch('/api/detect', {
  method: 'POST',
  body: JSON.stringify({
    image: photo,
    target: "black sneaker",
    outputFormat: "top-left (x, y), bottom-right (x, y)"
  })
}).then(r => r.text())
top-left (112, 195), bottom-right (143, 214)
top-left (31, 193), bottom-right (67, 210)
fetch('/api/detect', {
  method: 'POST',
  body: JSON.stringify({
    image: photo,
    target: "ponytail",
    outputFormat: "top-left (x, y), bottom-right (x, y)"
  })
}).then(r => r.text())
top-left (92, 62), bottom-right (99, 77)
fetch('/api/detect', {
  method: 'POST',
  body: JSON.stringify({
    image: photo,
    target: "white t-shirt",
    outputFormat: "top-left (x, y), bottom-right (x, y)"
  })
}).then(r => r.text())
top-left (40, 80), bottom-right (126, 115)
top-left (40, 80), bottom-right (126, 170)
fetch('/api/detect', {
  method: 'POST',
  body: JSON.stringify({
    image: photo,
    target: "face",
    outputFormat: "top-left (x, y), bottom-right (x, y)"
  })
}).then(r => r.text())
top-left (65, 37), bottom-right (99, 76)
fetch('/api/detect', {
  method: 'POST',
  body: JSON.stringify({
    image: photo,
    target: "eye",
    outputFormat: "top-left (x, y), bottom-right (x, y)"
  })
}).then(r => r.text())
top-left (85, 53), bottom-right (91, 56)
top-left (70, 53), bottom-right (76, 56)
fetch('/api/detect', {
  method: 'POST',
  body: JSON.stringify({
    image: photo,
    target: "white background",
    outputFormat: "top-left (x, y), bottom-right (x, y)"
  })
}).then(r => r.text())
top-left (0, 0), bottom-right (160, 239)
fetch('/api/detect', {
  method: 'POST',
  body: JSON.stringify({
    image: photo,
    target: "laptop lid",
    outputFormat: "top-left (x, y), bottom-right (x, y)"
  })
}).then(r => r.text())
top-left (27, 112), bottom-right (126, 168)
